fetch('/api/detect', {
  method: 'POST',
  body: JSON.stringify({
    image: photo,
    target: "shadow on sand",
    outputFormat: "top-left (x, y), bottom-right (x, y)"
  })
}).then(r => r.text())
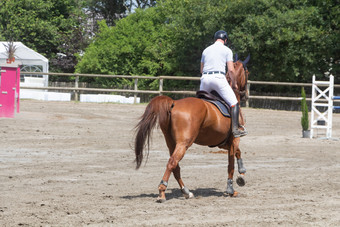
top-left (120, 187), bottom-right (226, 201)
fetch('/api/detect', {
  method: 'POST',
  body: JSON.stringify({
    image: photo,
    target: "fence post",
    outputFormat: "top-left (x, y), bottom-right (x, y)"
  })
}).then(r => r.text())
top-left (246, 83), bottom-right (250, 107)
top-left (74, 75), bottom-right (79, 101)
top-left (134, 78), bottom-right (138, 104)
top-left (328, 75), bottom-right (334, 138)
top-left (159, 77), bottom-right (163, 96)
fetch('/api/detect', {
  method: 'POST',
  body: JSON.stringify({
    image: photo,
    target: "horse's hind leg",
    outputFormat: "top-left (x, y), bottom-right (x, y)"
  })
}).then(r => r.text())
top-left (157, 143), bottom-right (189, 203)
top-left (173, 164), bottom-right (194, 199)
top-left (227, 141), bottom-right (236, 196)
top-left (168, 137), bottom-right (194, 199)
top-left (165, 138), bottom-right (184, 189)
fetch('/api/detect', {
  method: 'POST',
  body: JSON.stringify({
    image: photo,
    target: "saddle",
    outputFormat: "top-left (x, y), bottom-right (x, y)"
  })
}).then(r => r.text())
top-left (196, 90), bottom-right (231, 117)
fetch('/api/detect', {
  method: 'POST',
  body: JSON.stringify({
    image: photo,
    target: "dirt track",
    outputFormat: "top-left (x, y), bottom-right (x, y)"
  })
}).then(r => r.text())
top-left (0, 100), bottom-right (339, 226)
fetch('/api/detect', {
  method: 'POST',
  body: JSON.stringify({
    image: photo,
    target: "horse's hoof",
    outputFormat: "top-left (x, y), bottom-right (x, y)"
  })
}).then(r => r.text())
top-left (232, 191), bottom-right (239, 197)
top-left (226, 179), bottom-right (234, 195)
top-left (183, 192), bottom-right (194, 199)
top-left (181, 186), bottom-right (194, 199)
top-left (236, 175), bottom-right (246, 187)
top-left (156, 197), bottom-right (166, 203)
top-left (226, 191), bottom-right (239, 197)
top-left (238, 167), bottom-right (247, 174)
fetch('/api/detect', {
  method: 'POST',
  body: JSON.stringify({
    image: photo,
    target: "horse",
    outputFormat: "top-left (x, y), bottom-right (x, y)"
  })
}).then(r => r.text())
top-left (134, 56), bottom-right (250, 202)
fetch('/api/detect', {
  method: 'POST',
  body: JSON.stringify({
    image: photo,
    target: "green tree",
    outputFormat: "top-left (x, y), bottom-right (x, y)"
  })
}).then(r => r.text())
top-left (156, 0), bottom-right (227, 76)
top-left (76, 0), bottom-right (339, 88)
top-left (227, 0), bottom-right (339, 83)
top-left (75, 7), bottom-right (168, 88)
top-left (124, 0), bottom-right (157, 14)
top-left (301, 87), bottom-right (309, 131)
top-left (84, 0), bottom-right (157, 36)
top-left (85, 0), bottom-right (126, 28)
top-left (76, 0), bottom-right (227, 88)
top-left (0, 0), bottom-right (86, 72)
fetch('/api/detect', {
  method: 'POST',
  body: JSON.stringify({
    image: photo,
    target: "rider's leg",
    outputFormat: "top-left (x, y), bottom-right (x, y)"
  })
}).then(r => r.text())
top-left (231, 103), bottom-right (247, 137)
top-left (213, 76), bottom-right (247, 137)
top-left (200, 74), bottom-right (247, 137)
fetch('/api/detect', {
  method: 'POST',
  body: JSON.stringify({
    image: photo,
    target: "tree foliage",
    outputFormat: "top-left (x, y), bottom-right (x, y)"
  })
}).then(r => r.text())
top-left (0, 0), bottom-right (159, 73)
top-left (85, 0), bottom-right (126, 28)
top-left (229, 0), bottom-right (339, 82)
top-left (125, 0), bottom-right (157, 13)
top-left (76, 8), bottom-right (167, 88)
top-left (0, 0), bottom-right (88, 73)
top-left (0, 0), bottom-right (80, 57)
top-left (1, 0), bottom-right (338, 85)
top-left (77, 0), bottom-right (339, 86)
top-left (84, 0), bottom-right (156, 38)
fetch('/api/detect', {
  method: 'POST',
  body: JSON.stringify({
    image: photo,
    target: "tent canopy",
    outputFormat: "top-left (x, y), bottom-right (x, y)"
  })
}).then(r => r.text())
top-left (0, 42), bottom-right (49, 86)
top-left (0, 41), bottom-right (48, 72)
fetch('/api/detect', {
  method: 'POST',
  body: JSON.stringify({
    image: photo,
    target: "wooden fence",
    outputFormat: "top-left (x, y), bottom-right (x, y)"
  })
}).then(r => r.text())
top-left (21, 72), bottom-right (340, 106)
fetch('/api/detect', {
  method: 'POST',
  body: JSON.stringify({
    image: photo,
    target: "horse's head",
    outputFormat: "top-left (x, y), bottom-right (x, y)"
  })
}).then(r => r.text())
top-left (227, 55), bottom-right (250, 101)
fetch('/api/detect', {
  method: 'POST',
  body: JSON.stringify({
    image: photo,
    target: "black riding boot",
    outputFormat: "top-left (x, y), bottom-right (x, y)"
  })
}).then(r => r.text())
top-left (231, 103), bottom-right (247, 138)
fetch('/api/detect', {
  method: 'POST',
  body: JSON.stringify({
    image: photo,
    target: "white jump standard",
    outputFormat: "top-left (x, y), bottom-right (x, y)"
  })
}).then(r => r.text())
top-left (310, 74), bottom-right (339, 139)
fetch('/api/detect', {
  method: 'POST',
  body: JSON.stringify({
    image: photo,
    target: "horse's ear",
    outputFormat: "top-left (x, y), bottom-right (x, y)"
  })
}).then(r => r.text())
top-left (234, 53), bottom-right (238, 62)
top-left (243, 54), bottom-right (250, 66)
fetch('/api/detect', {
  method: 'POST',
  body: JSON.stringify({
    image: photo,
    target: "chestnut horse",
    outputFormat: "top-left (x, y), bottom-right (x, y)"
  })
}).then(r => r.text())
top-left (134, 57), bottom-right (249, 202)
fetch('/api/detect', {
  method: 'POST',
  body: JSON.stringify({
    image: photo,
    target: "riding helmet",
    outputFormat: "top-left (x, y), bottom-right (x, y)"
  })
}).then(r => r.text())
top-left (214, 30), bottom-right (228, 42)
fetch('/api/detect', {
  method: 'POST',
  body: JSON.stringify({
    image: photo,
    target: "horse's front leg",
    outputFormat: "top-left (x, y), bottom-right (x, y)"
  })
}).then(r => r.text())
top-left (227, 138), bottom-right (247, 196)
top-left (233, 138), bottom-right (246, 187)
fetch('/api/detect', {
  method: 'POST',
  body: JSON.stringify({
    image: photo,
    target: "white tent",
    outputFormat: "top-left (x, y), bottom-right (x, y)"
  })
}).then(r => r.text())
top-left (0, 42), bottom-right (49, 86)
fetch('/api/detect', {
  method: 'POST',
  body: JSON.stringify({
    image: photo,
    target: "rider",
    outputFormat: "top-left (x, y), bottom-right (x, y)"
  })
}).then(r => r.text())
top-left (200, 30), bottom-right (247, 138)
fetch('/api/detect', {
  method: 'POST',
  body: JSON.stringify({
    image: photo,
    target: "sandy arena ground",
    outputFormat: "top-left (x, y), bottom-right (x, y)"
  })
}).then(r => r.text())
top-left (0, 100), bottom-right (339, 226)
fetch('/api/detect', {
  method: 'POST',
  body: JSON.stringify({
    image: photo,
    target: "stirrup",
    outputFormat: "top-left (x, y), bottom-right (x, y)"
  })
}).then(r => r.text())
top-left (233, 125), bottom-right (248, 138)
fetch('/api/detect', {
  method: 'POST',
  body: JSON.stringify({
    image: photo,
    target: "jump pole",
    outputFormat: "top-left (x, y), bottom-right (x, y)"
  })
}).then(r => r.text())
top-left (310, 74), bottom-right (336, 139)
top-left (334, 96), bottom-right (340, 110)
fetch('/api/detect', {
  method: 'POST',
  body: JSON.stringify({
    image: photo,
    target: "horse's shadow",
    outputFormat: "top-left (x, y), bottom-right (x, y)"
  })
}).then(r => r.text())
top-left (121, 188), bottom-right (225, 201)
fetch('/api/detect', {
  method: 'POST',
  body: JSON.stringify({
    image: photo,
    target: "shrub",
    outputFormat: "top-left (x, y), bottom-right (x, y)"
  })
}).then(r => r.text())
top-left (301, 87), bottom-right (309, 131)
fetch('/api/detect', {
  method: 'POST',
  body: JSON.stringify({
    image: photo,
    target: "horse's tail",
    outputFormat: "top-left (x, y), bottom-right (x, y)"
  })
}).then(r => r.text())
top-left (134, 96), bottom-right (174, 169)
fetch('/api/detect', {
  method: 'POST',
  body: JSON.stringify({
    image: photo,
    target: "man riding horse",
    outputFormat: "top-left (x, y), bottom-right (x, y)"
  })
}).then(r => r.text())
top-left (134, 30), bottom-right (250, 202)
top-left (200, 30), bottom-right (247, 138)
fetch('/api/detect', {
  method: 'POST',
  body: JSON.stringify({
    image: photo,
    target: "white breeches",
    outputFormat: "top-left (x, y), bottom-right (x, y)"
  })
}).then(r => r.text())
top-left (200, 73), bottom-right (238, 106)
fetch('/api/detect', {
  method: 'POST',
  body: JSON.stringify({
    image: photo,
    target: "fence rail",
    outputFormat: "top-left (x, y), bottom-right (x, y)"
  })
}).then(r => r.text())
top-left (21, 72), bottom-right (340, 104)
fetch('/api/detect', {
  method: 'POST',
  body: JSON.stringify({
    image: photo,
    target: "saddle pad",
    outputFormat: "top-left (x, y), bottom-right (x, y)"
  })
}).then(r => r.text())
top-left (202, 99), bottom-right (230, 118)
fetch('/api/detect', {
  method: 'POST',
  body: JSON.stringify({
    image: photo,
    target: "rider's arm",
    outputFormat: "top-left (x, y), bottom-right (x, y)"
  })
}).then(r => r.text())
top-left (200, 62), bottom-right (204, 74)
top-left (227, 61), bottom-right (237, 89)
